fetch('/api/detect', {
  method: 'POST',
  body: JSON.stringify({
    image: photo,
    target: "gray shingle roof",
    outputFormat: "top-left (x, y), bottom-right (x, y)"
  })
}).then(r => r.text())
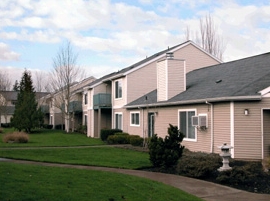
top-left (126, 52), bottom-right (270, 108)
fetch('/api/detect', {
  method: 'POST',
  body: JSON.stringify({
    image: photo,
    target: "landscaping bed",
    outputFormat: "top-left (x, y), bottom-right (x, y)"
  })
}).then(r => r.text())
top-left (120, 146), bottom-right (270, 194)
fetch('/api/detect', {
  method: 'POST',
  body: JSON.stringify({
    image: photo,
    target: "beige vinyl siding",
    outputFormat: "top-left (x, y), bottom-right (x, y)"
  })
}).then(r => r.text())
top-left (263, 110), bottom-right (270, 158)
top-left (125, 42), bottom-right (220, 104)
top-left (100, 109), bottom-right (111, 130)
top-left (157, 60), bottom-right (167, 101)
top-left (113, 108), bottom-right (128, 131)
top-left (173, 43), bottom-right (220, 73)
top-left (213, 103), bottom-right (231, 153)
top-left (151, 104), bottom-right (211, 153)
top-left (126, 109), bottom-right (144, 137)
top-left (127, 61), bottom-right (158, 103)
top-left (234, 100), bottom-right (270, 160)
top-left (54, 113), bottom-right (63, 126)
top-left (167, 59), bottom-right (185, 99)
top-left (113, 78), bottom-right (126, 108)
top-left (93, 83), bottom-right (108, 95)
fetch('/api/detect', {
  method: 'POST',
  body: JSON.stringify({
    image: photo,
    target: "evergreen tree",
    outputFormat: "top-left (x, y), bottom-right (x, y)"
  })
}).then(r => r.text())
top-left (148, 124), bottom-right (185, 169)
top-left (13, 80), bottom-right (20, 91)
top-left (11, 70), bottom-right (43, 133)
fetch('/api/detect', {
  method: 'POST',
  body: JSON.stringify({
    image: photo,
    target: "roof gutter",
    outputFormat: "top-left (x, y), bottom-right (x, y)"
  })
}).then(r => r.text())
top-left (125, 95), bottom-right (262, 109)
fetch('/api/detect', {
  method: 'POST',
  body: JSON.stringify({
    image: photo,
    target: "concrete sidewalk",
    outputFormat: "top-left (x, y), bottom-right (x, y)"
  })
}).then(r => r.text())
top-left (1, 158), bottom-right (270, 201)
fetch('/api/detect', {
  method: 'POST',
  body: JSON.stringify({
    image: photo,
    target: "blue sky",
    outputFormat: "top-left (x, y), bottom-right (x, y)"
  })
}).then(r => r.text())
top-left (1, 0), bottom-right (270, 89)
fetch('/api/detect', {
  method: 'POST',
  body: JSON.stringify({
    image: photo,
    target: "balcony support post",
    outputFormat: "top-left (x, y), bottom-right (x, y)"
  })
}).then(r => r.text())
top-left (98, 108), bottom-right (101, 138)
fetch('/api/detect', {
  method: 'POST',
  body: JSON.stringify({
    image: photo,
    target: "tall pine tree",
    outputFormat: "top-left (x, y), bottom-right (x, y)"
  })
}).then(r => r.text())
top-left (11, 69), bottom-right (43, 133)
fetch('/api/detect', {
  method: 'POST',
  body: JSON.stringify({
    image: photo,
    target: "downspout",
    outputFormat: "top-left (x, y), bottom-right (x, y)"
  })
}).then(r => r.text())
top-left (206, 101), bottom-right (214, 153)
top-left (142, 107), bottom-right (144, 145)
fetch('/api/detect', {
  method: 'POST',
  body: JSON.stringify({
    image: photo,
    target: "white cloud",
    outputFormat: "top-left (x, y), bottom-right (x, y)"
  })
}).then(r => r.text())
top-left (0, 43), bottom-right (20, 61)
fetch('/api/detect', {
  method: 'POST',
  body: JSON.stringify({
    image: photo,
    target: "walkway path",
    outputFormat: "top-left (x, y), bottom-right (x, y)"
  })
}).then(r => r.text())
top-left (1, 158), bottom-right (270, 201)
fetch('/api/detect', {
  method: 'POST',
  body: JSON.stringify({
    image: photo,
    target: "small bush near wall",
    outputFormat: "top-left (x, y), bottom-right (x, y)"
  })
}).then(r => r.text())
top-left (55, 124), bottom-right (65, 130)
top-left (148, 124), bottom-right (185, 169)
top-left (43, 124), bottom-right (53, 129)
top-left (3, 132), bottom-right (29, 143)
top-left (129, 135), bottom-right (144, 147)
top-left (100, 129), bottom-right (122, 141)
top-left (77, 125), bottom-right (87, 134)
top-left (1, 123), bottom-right (11, 128)
top-left (177, 149), bottom-right (222, 179)
top-left (107, 133), bottom-right (129, 144)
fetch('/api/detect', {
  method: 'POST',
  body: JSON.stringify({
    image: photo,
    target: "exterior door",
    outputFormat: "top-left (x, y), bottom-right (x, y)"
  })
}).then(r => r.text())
top-left (148, 112), bottom-right (155, 137)
top-left (263, 109), bottom-right (270, 159)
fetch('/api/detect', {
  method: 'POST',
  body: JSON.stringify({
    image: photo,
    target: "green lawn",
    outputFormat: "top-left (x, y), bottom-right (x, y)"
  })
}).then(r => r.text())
top-left (0, 162), bottom-right (203, 201)
top-left (0, 147), bottom-right (151, 169)
top-left (0, 128), bottom-right (105, 147)
top-left (0, 128), bottom-right (203, 201)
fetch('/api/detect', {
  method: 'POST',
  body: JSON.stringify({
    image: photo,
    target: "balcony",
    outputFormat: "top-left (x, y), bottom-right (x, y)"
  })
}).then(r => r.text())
top-left (93, 93), bottom-right (111, 109)
top-left (40, 105), bottom-right (49, 114)
top-left (69, 101), bottom-right (82, 113)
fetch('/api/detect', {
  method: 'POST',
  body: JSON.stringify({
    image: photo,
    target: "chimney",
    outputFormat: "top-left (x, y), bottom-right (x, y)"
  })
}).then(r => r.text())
top-left (157, 52), bottom-right (186, 102)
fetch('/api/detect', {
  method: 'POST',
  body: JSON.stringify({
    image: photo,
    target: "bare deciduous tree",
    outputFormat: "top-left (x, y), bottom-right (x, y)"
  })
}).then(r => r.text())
top-left (49, 41), bottom-right (85, 133)
top-left (34, 71), bottom-right (50, 92)
top-left (185, 14), bottom-right (225, 60)
top-left (0, 72), bottom-right (11, 91)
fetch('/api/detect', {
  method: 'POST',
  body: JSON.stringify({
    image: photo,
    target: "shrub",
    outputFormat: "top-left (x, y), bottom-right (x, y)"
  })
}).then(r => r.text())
top-left (100, 129), bottom-right (122, 141)
top-left (177, 150), bottom-right (222, 179)
top-left (216, 161), bottom-right (266, 185)
top-left (0, 127), bottom-right (3, 133)
top-left (1, 123), bottom-right (11, 128)
top-left (3, 132), bottom-right (29, 143)
top-left (129, 135), bottom-right (144, 146)
top-left (148, 124), bottom-right (185, 169)
top-left (43, 124), bottom-right (53, 129)
top-left (77, 124), bottom-right (87, 134)
top-left (107, 133), bottom-right (130, 144)
top-left (55, 124), bottom-right (65, 130)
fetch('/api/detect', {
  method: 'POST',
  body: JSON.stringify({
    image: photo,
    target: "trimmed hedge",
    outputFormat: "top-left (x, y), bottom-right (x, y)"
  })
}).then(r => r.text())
top-left (129, 135), bottom-right (144, 146)
top-left (107, 133), bottom-right (129, 144)
top-left (100, 129), bottom-right (122, 141)
top-left (177, 150), bottom-right (222, 179)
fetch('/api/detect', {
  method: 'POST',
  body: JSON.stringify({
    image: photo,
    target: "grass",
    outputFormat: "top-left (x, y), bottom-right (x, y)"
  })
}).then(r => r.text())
top-left (0, 147), bottom-right (151, 169)
top-left (0, 128), bottom-right (105, 147)
top-left (0, 162), bottom-right (203, 201)
top-left (0, 128), bottom-right (203, 200)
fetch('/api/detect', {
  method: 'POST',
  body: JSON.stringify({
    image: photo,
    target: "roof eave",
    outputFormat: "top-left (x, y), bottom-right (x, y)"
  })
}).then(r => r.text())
top-left (125, 95), bottom-right (262, 109)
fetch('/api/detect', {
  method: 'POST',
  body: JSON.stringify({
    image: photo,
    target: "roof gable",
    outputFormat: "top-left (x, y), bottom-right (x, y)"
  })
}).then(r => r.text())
top-left (126, 52), bottom-right (270, 108)
top-left (86, 40), bottom-right (222, 89)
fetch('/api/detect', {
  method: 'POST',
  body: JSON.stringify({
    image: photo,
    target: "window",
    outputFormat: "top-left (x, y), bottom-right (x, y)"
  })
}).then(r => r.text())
top-left (50, 115), bottom-right (53, 125)
top-left (130, 112), bottom-right (140, 126)
top-left (115, 80), bottom-right (122, 99)
top-left (84, 93), bottom-right (88, 105)
top-left (84, 115), bottom-right (87, 126)
top-left (179, 110), bottom-right (196, 141)
top-left (115, 113), bottom-right (122, 129)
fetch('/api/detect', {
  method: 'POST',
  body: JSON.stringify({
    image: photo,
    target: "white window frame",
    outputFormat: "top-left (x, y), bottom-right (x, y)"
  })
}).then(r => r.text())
top-left (130, 111), bottom-right (140, 126)
top-left (115, 80), bottom-right (122, 99)
top-left (178, 109), bottom-right (197, 142)
top-left (115, 112), bottom-right (123, 130)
